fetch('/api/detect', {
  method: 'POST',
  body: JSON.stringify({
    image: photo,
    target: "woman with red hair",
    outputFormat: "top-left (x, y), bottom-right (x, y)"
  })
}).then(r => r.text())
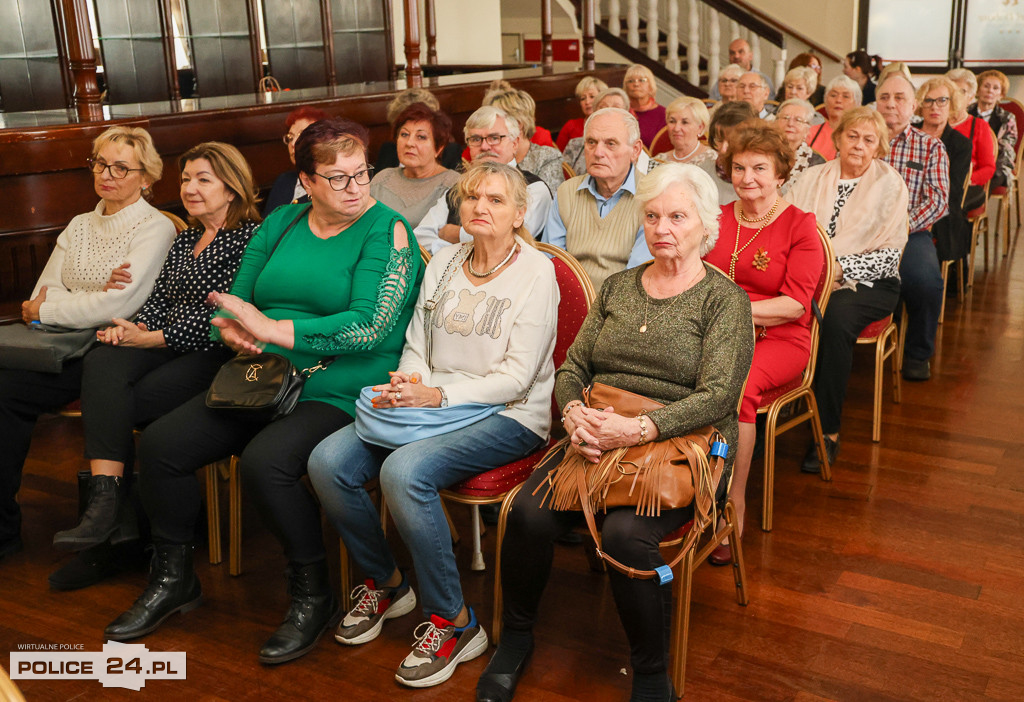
top-left (263, 105), bottom-right (331, 215)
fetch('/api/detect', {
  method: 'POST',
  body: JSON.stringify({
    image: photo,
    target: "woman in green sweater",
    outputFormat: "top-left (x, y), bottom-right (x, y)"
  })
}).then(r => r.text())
top-left (477, 163), bottom-right (753, 702)
top-left (104, 119), bottom-right (423, 665)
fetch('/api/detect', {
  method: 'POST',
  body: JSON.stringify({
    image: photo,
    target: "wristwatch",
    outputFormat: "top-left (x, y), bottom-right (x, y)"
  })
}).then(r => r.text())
top-left (437, 386), bottom-right (449, 407)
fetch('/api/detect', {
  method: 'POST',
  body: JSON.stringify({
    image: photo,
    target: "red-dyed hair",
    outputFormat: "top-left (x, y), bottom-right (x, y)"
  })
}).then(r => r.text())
top-left (285, 106), bottom-right (330, 130)
top-left (392, 103), bottom-right (452, 150)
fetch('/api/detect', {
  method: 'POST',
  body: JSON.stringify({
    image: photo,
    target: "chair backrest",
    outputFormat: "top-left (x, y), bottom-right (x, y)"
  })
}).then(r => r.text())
top-left (815, 103), bottom-right (827, 118)
top-left (804, 224), bottom-right (836, 384)
top-left (961, 163), bottom-right (972, 209)
top-left (160, 210), bottom-right (188, 233)
top-left (561, 162), bottom-right (576, 180)
top-left (419, 245), bottom-right (431, 264)
top-left (999, 98), bottom-right (1024, 158)
top-left (536, 242), bottom-right (595, 421)
top-left (650, 125), bottom-right (672, 155)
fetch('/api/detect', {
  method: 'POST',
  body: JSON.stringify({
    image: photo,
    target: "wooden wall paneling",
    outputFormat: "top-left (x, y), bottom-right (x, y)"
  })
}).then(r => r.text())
top-left (0, 0), bottom-right (68, 112)
top-left (261, 0), bottom-right (326, 90)
top-left (0, 233), bottom-right (59, 322)
top-left (93, 0), bottom-right (171, 104)
top-left (184, 0), bottom-right (257, 97)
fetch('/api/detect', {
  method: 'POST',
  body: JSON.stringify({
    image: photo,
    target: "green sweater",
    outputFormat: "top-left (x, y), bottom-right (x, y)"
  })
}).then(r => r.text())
top-left (555, 263), bottom-right (753, 460)
top-left (213, 202), bottom-right (423, 416)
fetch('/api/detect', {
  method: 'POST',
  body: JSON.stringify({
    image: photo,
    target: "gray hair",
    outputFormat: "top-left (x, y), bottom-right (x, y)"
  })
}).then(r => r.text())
top-left (778, 98), bottom-right (816, 122)
top-left (634, 162), bottom-right (721, 256)
top-left (593, 87), bottom-right (631, 111)
top-left (826, 75), bottom-right (863, 106)
top-left (464, 105), bottom-right (521, 142)
top-left (946, 68), bottom-right (978, 96)
top-left (584, 107), bottom-right (642, 146)
top-left (741, 71), bottom-right (769, 92)
top-left (718, 63), bottom-right (745, 82)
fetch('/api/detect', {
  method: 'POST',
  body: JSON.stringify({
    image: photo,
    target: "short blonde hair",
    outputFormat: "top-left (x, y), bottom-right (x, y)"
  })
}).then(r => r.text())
top-left (977, 70), bottom-right (1009, 99)
top-left (832, 107), bottom-right (890, 158)
top-left (634, 162), bottom-right (721, 256)
top-left (624, 64), bottom-right (657, 99)
top-left (665, 97), bottom-right (711, 132)
top-left (484, 83), bottom-right (538, 139)
top-left (453, 160), bottom-right (534, 243)
top-left (386, 88), bottom-right (440, 125)
top-left (92, 126), bottom-right (163, 196)
top-left (784, 66), bottom-right (818, 93)
top-left (178, 142), bottom-right (261, 230)
top-left (916, 76), bottom-right (963, 121)
top-left (575, 76), bottom-right (608, 99)
top-left (594, 87), bottom-right (630, 111)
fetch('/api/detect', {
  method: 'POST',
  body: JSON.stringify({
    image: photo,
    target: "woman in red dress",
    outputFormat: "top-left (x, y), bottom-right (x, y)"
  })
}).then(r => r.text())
top-left (703, 122), bottom-right (823, 557)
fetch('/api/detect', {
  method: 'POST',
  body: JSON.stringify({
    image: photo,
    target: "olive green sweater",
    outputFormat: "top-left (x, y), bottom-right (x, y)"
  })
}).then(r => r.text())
top-left (555, 263), bottom-right (753, 460)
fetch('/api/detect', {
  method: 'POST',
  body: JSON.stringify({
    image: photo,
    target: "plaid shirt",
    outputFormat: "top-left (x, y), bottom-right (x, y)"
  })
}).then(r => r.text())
top-left (884, 125), bottom-right (949, 232)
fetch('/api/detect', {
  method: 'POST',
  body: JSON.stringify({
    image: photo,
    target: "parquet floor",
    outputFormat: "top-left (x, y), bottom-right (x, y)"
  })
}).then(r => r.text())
top-left (2, 220), bottom-right (1022, 701)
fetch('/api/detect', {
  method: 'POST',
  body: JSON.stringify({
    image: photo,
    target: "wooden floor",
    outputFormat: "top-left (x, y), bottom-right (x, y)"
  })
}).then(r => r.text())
top-left (3, 217), bottom-right (1023, 701)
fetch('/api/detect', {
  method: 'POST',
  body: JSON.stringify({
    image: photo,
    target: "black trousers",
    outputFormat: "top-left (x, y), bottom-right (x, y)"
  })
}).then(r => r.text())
top-left (80, 345), bottom-right (232, 464)
top-left (138, 394), bottom-right (352, 564)
top-left (500, 451), bottom-right (693, 675)
top-left (899, 231), bottom-right (944, 362)
top-left (814, 279), bottom-right (901, 434)
top-left (0, 361), bottom-right (84, 541)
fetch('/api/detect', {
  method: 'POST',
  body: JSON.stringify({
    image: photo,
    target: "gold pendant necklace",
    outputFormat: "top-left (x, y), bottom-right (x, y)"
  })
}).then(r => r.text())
top-left (729, 199), bottom-right (780, 279)
top-left (639, 266), bottom-right (703, 332)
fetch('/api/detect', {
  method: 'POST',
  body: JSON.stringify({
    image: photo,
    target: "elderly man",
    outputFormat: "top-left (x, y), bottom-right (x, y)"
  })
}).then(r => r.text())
top-left (414, 105), bottom-right (551, 254)
top-left (738, 72), bottom-right (776, 119)
top-left (710, 39), bottom-right (774, 99)
top-left (541, 107), bottom-right (647, 289)
top-left (877, 72), bottom-right (950, 381)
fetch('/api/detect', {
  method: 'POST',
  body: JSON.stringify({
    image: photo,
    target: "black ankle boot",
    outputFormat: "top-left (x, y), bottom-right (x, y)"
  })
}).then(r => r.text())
top-left (53, 475), bottom-right (127, 550)
top-left (104, 543), bottom-right (202, 641)
top-left (476, 636), bottom-right (534, 702)
top-left (258, 560), bottom-right (340, 665)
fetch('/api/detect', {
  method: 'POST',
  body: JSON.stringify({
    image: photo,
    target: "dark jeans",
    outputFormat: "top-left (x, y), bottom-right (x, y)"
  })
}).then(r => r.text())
top-left (899, 231), bottom-right (944, 362)
top-left (138, 394), bottom-right (352, 564)
top-left (814, 279), bottom-right (901, 434)
top-left (81, 345), bottom-right (232, 464)
top-left (500, 453), bottom-right (693, 675)
top-left (0, 361), bottom-right (84, 541)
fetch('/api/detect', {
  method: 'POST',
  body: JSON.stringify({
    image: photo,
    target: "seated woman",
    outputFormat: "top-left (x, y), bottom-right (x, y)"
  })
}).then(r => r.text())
top-left (263, 106), bottom-right (330, 216)
top-left (781, 67), bottom-right (819, 106)
top-left (703, 122), bottom-right (823, 556)
top-left (969, 70), bottom-right (1018, 191)
top-left (843, 50), bottom-right (883, 105)
top-left (52, 142), bottom-right (261, 550)
top-left (652, 96), bottom-right (716, 166)
top-left (775, 52), bottom-right (825, 105)
top-left (711, 63), bottom-right (745, 103)
top-left (370, 103), bottom-right (460, 228)
top-left (807, 76), bottom-right (862, 160)
top-left (0, 126), bottom-right (175, 560)
top-left (308, 160), bottom-right (557, 688)
top-left (947, 68), bottom-right (997, 211)
top-left (556, 76), bottom-right (608, 151)
top-left (484, 84), bottom-right (564, 193)
top-left (376, 88), bottom-right (464, 172)
top-left (563, 88), bottom-right (651, 175)
top-left (915, 77), bottom-right (973, 267)
top-left (103, 119), bottom-right (424, 666)
top-left (776, 99), bottom-right (826, 195)
top-left (696, 101), bottom-right (757, 206)
top-left (788, 107), bottom-right (909, 470)
top-left (475, 162), bottom-right (753, 702)
top-left (624, 64), bottom-right (667, 148)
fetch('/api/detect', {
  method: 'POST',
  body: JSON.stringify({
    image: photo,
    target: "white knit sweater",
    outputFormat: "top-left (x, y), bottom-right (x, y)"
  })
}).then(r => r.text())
top-left (32, 198), bottom-right (176, 329)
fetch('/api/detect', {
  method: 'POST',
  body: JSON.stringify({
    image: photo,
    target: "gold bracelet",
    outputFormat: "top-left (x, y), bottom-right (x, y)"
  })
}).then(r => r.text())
top-left (561, 400), bottom-right (583, 423)
top-left (637, 415), bottom-right (649, 445)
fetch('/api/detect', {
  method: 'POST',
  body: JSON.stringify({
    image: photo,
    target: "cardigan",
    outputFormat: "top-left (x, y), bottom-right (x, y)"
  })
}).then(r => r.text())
top-left (32, 197), bottom-right (176, 330)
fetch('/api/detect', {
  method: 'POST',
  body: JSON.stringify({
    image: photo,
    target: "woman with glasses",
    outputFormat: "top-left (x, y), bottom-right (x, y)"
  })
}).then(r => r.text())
top-left (0, 125), bottom-right (175, 561)
top-left (624, 64), bottom-right (666, 148)
top-left (104, 119), bottom-right (424, 666)
top-left (775, 99), bottom-right (825, 195)
top-left (263, 106), bottom-right (330, 216)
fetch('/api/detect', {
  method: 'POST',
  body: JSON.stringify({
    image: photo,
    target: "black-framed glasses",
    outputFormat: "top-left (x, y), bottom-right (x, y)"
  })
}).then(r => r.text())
top-left (921, 96), bottom-right (951, 107)
top-left (465, 134), bottom-right (508, 147)
top-left (314, 167), bottom-right (374, 191)
top-left (87, 158), bottom-right (145, 179)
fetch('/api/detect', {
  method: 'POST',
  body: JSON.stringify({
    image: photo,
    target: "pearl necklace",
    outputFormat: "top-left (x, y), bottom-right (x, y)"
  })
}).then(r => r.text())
top-left (670, 142), bottom-right (701, 163)
top-left (467, 242), bottom-right (518, 278)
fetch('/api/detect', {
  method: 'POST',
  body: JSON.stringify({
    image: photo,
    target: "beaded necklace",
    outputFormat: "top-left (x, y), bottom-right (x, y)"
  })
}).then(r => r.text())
top-left (729, 198), bottom-right (780, 279)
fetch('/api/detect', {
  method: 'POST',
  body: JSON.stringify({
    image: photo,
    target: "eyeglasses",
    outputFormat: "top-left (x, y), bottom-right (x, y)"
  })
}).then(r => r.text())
top-left (282, 132), bottom-right (303, 145)
top-left (466, 134), bottom-right (508, 147)
top-left (626, 77), bottom-right (649, 84)
top-left (921, 96), bottom-right (951, 107)
top-left (314, 167), bottom-right (374, 191)
top-left (778, 115), bottom-right (809, 125)
top-left (87, 158), bottom-right (145, 179)
top-left (719, 77), bottom-right (739, 84)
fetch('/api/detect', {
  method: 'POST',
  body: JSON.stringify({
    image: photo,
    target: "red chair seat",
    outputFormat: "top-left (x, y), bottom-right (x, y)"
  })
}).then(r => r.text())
top-left (662, 520), bottom-right (695, 543)
top-left (859, 315), bottom-right (893, 339)
top-left (991, 185), bottom-right (1007, 196)
top-left (757, 377), bottom-right (802, 408)
top-left (447, 440), bottom-right (556, 497)
top-left (967, 204), bottom-right (987, 219)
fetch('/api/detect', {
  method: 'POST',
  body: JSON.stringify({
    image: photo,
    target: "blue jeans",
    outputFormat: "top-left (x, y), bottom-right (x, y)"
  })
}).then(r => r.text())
top-left (308, 413), bottom-right (544, 621)
top-left (899, 230), bottom-right (944, 361)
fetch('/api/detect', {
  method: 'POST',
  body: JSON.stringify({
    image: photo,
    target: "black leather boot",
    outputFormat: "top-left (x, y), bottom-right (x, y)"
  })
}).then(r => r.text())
top-left (54, 474), bottom-right (132, 550)
top-left (258, 560), bottom-right (340, 665)
top-left (104, 543), bottom-right (202, 641)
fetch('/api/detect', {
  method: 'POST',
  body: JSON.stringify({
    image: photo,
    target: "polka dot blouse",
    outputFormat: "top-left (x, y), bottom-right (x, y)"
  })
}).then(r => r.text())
top-left (136, 220), bottom-right (259, 352)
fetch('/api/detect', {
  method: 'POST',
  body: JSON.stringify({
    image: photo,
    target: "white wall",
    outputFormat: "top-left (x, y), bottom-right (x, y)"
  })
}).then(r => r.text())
top-left (391, 0), bottom-right (503, 65)
top-left (753, 0), bottom-right (860, 57)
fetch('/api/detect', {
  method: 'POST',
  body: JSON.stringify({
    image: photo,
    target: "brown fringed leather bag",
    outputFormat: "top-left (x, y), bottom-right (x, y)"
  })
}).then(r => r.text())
top-left (535, 382), bottom-right (728, 582)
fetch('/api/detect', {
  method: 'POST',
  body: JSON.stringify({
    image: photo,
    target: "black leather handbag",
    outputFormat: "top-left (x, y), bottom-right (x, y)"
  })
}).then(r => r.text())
top-left (205, 352), bottom-right (318, 422)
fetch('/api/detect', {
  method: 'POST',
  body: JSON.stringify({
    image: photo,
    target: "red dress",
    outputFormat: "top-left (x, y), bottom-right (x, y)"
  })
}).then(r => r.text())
top-left (557, 118), bottom-right (586, 151)
top-left (704, 205), bottom-right (823, 422)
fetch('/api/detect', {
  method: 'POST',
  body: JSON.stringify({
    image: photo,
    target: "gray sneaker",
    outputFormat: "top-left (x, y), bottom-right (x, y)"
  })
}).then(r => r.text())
top-left (395, 610), bottom-right (489, 688)
top-left (335, 579), bottom-right (416, 645)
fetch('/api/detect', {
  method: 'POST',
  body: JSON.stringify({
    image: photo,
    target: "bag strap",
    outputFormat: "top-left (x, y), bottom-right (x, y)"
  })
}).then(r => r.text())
top-left (422, 245), bottom-right (471, 369)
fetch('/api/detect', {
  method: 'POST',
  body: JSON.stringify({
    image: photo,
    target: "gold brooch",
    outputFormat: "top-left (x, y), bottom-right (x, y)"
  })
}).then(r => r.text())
top-left (752, 247), bottom-right (771, 271)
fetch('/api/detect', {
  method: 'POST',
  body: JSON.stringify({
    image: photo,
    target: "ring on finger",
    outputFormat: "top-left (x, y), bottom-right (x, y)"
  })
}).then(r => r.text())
top-left (396, 391), bottom-right (402, 400)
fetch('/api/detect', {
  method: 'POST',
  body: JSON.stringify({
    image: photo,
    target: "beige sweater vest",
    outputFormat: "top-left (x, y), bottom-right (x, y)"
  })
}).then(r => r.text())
top-left (557, 174), bottom-right (644, 290)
